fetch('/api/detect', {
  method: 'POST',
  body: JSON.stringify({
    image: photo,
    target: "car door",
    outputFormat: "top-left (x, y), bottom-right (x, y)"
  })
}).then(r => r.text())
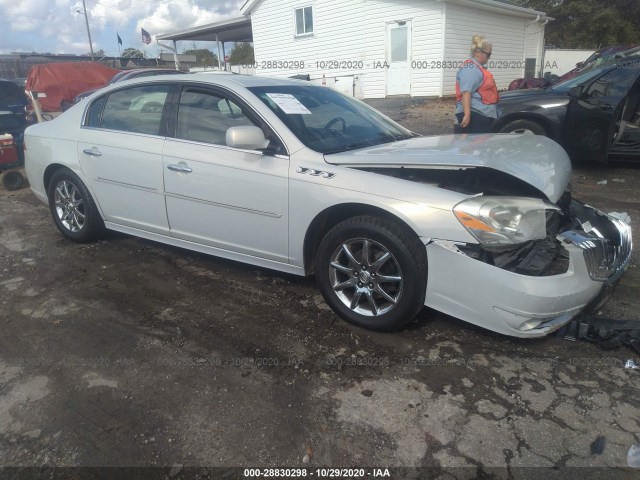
top-left (163, 85), bottom-right (289, 263)
top-left (563, 65), bottom-right (640, 161)
top-left (610, 73), bottom-right (640, 157)
top-left (77, 83), bottom-right (175, 234)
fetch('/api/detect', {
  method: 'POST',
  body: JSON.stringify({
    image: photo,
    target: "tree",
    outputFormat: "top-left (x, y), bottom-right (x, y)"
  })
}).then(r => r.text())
top-left (86, 49), bottom-right (105, 58)
top-left (229, 42), bottom-right (255, 65)
top-left (183, 48), bottom-right (218, 67)
top-left (122, 48), bottom-right (144, 58)
top-left (508, 0), bottom-right (640, 48)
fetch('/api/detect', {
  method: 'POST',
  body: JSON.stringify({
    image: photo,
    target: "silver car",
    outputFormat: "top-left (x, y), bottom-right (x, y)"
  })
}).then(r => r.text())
top-left (24, 74), bottom-right (633, 338)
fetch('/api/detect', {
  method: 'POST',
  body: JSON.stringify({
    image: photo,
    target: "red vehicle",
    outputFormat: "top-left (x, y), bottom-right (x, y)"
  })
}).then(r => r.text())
top-left (25, 62), bottom-right (120, 111)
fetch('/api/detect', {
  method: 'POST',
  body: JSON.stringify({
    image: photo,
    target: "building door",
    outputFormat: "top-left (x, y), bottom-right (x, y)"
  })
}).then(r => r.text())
top-left (386, 21), bottom-right (411, 96)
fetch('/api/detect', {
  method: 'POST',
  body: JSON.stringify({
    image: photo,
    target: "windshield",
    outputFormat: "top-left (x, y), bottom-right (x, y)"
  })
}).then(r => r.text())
top-left (551, 67), bottom-right (607, 93)
top-left (247, 85), bottom-right (415, 154)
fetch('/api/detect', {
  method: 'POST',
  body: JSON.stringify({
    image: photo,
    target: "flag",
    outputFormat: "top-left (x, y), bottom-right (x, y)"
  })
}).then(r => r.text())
top-left (117, 33), bottom-right (123, 46)
top-left (141, 28), bottom-right (151, 45)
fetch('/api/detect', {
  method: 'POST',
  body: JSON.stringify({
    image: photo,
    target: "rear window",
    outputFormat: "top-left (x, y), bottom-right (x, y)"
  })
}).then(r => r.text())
top-left (0, 81), bottom-right (27, 106)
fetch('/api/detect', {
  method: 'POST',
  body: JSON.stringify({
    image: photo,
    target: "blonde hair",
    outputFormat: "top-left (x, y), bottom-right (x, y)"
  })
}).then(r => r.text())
top-left (471, 35), bottom-right (492, 55)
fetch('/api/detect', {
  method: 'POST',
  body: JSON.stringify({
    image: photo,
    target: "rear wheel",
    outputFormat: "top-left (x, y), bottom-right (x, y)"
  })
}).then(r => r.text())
top-left (2, 170), bottom-right (24, 191)
top-left (47, 169), bottom-right (104, 242)
top-left (499, 119), bottom-right (547, 136)
top-left (315, 215), bottom-right (427, 331)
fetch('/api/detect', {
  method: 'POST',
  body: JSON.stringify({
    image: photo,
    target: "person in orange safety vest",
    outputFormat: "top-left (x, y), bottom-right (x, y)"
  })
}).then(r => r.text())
top-left (454, 35), bottom-right (499, 134)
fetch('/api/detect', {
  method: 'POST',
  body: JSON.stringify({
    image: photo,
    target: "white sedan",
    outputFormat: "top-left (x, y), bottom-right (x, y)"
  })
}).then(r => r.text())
top-left (24, 74), bottom-right (632, 337)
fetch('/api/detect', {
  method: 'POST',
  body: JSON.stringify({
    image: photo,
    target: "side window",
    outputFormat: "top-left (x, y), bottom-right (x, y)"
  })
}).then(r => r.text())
top-left (86, 95), bottom-right (106, 127)
top-left (100, 84), bottom-right (171, 135)
top-left (176, 89), bottom-right (257, 146)
top-left (294, 6), bottom-right (313, 36)
top-left (586, 67), bottom-right (638, 99)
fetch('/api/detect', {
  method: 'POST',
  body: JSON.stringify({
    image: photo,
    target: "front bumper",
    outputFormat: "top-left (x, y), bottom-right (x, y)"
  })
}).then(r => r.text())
top-left (424, 207), bottom-right (632, 338)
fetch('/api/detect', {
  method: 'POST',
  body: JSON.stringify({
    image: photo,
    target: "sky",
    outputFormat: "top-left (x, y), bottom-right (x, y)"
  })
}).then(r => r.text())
top-left (0, 0), bottom-right (245, 57)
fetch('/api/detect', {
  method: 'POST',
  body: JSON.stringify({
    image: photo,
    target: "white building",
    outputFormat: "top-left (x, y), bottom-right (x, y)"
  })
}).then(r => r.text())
top-left (158, 0), bottom-right (551, 98)
top-left (241, 0), bottom-right (549, 98)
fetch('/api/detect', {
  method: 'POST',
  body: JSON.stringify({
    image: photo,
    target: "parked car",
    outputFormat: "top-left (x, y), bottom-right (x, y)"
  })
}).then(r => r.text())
top-left (24, 74), bottom-right (632, 338)
top-left (494, 55), bottom-right (640, 162)
top-left (508, 46), bottom-right (634, 91)
top-left (73, 68), bottom-right (184, 104)
top-left (0, 78), bottom-right (34, 158)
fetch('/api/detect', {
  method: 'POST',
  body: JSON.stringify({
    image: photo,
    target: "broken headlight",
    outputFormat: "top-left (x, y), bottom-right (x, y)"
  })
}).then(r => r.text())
top-left (453, 196), bottom-right (559, 245)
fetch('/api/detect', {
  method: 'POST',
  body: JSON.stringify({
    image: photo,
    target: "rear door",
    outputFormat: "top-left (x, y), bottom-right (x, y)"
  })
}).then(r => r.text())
top-left (563, 65), bottom-right (640, 161)
top-left (77, 83), bottom-right (175, 234)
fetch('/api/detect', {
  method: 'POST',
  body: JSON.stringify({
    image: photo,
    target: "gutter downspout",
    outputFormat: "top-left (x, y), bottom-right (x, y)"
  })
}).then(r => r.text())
top-left (527, 14), bottom-right (541, 25)
top-left (539, 19), bottom-right (550, 76)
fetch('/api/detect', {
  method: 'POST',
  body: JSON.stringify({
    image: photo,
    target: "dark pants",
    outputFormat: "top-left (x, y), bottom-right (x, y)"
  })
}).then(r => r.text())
top-left (454, 111), bottom-right (495, 134)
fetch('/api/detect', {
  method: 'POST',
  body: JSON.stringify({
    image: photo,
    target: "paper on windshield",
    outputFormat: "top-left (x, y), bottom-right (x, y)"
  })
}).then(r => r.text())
top-left (266, 93), bottom-right (311, 115)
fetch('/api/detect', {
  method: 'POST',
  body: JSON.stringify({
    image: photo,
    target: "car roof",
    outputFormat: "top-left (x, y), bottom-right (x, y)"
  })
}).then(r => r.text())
top-left (119, 72), bottom-right (312, 89)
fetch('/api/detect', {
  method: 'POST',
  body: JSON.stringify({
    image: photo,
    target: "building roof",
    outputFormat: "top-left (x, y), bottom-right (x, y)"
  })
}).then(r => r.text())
top-left (242, 0), bottom-right (551, 20)
top-left (157, 16), bottom-right (252, 43)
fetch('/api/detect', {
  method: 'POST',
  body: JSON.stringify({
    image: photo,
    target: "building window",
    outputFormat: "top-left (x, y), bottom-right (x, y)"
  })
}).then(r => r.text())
top-left (295, 6), bottom-right (313, 36)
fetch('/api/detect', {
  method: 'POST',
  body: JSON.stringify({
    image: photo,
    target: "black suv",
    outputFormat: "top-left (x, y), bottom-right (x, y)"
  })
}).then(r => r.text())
top-left (0, 79), bottom-right (33, 160)
top-left (494, 56), bottom-right (640, 162)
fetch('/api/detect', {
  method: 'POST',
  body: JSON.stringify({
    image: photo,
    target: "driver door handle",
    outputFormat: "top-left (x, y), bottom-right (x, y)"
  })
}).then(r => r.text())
top-left (83, 147), bottom-right (102, 157)
top-left (167, 163), bottom-right (193, 174)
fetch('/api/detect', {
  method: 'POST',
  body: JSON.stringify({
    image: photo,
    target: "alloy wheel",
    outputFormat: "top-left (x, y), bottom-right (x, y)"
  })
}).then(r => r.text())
top-left (328, 237), bottom-right (403, 316)
top-left (54, 180), bottom-right (85, 233)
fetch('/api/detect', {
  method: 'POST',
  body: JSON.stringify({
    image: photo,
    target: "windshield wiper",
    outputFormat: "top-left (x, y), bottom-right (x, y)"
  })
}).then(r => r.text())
top-left (324, 139), bottom-right (381, 154)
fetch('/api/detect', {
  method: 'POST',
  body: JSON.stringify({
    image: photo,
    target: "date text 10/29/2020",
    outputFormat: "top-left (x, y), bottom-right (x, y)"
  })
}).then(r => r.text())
top-left (243, 468), bottom-right (391, 477)
top-left (234, 59), bottom-right (537, 70)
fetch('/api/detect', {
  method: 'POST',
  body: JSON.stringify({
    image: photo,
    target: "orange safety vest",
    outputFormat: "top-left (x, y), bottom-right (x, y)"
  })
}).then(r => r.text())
top-left (455, 60), bottom-right (499, 105)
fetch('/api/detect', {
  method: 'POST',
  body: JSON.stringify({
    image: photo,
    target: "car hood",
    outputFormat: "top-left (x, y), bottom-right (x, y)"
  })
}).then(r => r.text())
top-left (500, 88), bottom-right (569, 104)
top-left (324, 134), bottom-right (572, 203)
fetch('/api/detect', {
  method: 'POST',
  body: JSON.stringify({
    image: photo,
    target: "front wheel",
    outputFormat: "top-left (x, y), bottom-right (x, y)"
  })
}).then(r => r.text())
top-left (499, 119), bottom-right (547, 136)
top-left (315, 216), bottom-right (427, 331)
top-left (47, 169), bottom-right (104, 242)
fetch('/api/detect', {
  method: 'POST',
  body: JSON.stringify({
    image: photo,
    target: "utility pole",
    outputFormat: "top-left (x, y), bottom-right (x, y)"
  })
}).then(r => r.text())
top-left (82, 0), bottom-right (94, 61)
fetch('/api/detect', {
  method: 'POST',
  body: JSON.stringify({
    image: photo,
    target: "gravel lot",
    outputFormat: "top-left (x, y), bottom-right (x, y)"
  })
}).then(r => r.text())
top-left (0, 98), bottom-right (639, 479)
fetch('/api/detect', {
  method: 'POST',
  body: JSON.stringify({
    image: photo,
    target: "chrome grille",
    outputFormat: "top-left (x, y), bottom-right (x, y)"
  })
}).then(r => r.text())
top-left (557, 217), bottom-right (633, 282)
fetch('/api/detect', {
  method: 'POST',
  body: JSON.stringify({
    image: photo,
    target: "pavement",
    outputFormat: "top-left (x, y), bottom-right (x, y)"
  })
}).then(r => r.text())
top-left (0, 100), bottom-right (639, 479)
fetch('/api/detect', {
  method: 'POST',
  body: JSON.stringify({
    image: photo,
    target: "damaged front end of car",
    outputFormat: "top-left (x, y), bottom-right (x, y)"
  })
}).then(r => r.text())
top-left (453, 192), bottom-right (632, 283)
top-left (334, 133), bottom-right (632, 337)
top-left (362, 165), bottom-right (632, 337)
top-left (436, 189), bottom-right (631, 337)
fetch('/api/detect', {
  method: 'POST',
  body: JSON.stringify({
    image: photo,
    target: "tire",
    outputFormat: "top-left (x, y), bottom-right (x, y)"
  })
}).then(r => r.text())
top-left (2, 170), bottom-right (24, 191)
top-left (315, 215), bottom-right (427, 332)
top-left (47, 169), bottom-right (104, 242)
top-left (499, 119), bottom-right (547, 136)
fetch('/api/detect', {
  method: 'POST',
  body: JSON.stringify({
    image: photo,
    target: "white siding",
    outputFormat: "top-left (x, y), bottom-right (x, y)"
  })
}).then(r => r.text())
top-left (363, 0), bottom-right (444, 98)
top-left (251, 0), bottom-right (366, 90)
top-left (249, 0), bottom-right (545, 98)
top-left (443, 3), bottom-right (531, 94)
top-left (542, 49), bottom-right (595, 76)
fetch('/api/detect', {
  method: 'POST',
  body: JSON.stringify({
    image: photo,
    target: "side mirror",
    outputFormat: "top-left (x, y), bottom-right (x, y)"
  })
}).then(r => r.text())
top-left (226, 126), bottom-right (270, 151)
top-left (568, 85), bottom-right (584, 98)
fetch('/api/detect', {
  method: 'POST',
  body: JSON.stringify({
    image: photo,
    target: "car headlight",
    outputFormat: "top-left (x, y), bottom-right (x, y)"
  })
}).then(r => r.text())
top-left (453, 196), bottom-right (559, 245)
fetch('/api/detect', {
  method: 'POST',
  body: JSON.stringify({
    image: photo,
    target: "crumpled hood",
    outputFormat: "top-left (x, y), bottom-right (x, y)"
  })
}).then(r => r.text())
top-left (324, 134), bottom-right (572, 203)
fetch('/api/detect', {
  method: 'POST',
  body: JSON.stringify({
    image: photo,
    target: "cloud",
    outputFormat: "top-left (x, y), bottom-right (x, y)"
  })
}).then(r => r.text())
top-left (0, 0), bottom-right (245, 54)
